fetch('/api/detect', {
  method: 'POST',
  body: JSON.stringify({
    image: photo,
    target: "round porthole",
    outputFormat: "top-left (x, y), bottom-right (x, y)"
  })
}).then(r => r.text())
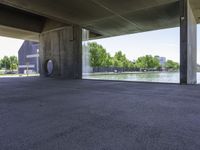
top-left (45, 59), bottom-right (54, 76)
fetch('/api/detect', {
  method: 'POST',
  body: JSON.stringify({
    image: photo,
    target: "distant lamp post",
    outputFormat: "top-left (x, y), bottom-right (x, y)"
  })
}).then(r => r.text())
top-left (36, 49), bottom-right (39, 74)
top-left (26, 61), bottom-right (29, 76)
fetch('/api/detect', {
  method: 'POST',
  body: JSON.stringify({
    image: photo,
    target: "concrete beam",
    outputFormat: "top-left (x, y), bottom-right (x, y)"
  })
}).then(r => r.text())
top-left (0, 25), bottom-right (40, 41)
top-left (39, 25), bottom-right (82, 79)
top-left (180, 0), bottom-right (197, 84)
top-left (0, 4), bottom-right (45, 33)
top-left (0, 0), bottom-right (181, 38)
top-left (0, 4), bottom-right (72, 41)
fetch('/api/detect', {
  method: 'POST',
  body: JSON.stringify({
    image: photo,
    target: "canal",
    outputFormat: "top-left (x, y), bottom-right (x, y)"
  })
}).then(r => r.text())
top-left (84, 72), bottom-right (200, 84)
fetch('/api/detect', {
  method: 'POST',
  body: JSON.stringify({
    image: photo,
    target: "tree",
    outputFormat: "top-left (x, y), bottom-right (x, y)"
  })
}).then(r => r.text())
top-left (135, 55), bottom-right (160, 69)
top-left (0, 59), bottom-right (2, 70)
top-left (165, 60), bottom-right (179, 70)
top-left (1, 56), bottom-right (10, 69)
top-left (0, 56), bottom-right (18, 71)
top-left (89, 43), bottom-right (135, 69)
top-left (103, 53), bottom-right (113, 67)
top-left (89, 42), bottom-right (110, 67)
top-left (10, 56), bottom-right (18, 71)
top-left (113, 51), bottom-right (130, 68)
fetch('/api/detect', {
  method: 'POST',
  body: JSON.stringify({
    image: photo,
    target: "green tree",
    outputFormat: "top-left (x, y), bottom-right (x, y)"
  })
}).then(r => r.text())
top-left (9, 56), bottom-right (18, 71)
top-left (103, 53), bottom-right (113, 67)
top-left (89, 42), bottom-right (110, 67)
top-left (113, 51), bottom-right (129, 68)
top-left (127, 60), bottom-right (135, 69)
top-left (135, 55), bottom-right (160, 69)
top-left (1, 56), bottom-right (10, 69)
top-left (165, 60), bottom-right (179, 70)
top-left (0, 59), bottom-right (2, 70)
top-left (0, 56), bottom-right (18, 71)
top-left (89, 43), bottom-right (135, 69)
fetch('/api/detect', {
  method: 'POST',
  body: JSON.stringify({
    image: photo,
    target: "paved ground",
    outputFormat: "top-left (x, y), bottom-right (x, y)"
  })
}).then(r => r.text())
top-left (0, 77), bottom-right (200, 150)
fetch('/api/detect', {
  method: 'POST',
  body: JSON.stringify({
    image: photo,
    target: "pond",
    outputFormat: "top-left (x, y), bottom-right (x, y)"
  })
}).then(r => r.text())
top-left (83, 72), bottom-right (200, 84)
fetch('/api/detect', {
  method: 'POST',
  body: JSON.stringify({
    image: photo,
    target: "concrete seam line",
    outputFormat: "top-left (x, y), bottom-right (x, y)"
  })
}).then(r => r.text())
top-left (41, 26), bottom-right (71, 35)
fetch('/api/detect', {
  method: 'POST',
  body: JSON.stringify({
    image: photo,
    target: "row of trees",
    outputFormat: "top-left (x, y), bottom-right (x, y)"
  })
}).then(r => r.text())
top-left (0, 56), bottom-right (18, 71)
top-left (89, 42), bottom-right (179, 70)
top-left (0, 43), bottom-right (179, 71)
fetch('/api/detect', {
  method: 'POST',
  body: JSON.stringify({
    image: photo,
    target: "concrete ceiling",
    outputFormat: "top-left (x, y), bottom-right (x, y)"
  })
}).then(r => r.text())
top-left (190, 0), bottom-right (200, 22)
top-left (0, 25), bottom-right (39, 41)
top-left (0, 0), bottom-right (200, 40)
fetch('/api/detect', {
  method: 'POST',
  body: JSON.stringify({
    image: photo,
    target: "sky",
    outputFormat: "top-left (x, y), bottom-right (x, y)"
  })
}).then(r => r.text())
top-left (90, 27), bottom-right (180, 62)
top-left (90, 25), bottom-right (200, 64)
top-left (0, 25), bottom-right (200, 63)
top-left (0, 36), bottom-right (24, 59)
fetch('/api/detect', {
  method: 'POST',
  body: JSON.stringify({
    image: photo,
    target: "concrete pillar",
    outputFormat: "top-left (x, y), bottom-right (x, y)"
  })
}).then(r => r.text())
top-left (82, 29), bottom-right (92, 75)
top-left (180, 0), bottom-right (197, 84)
top-left (39, 25), bottom-right (82, 79)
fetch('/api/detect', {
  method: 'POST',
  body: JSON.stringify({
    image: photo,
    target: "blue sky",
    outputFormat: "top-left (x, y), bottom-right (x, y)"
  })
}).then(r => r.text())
top-left (0, 25), bottom-right (200, 63)
top-left (90, 25), bottom-right (200, 64)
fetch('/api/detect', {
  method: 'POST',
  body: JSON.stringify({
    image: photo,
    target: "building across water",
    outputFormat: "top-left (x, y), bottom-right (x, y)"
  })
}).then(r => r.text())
top-left (18, 41), bottom-right (39, 74)
top-left (155, 56), bottom-right (167, 67)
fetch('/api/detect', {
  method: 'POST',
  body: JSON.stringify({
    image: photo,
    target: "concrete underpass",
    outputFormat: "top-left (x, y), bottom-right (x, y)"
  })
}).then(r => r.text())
top-left (0, 0), bottom-right (200, 149)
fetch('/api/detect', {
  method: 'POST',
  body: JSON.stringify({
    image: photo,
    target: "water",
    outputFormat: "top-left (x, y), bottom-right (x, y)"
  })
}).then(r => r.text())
top-left (83, 72), bottom-right (200, 84)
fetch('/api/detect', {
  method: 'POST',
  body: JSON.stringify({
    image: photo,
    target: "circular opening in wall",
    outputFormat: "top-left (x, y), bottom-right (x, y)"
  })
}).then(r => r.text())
top-left (45, 59), bottom-right (54, 76)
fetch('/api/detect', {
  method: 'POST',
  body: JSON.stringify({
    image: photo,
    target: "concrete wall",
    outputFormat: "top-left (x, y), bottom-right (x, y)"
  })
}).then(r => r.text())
top-left (180, 0), bottom-right (197, 84)
top-left (39, 25), bottom-right (82, 79)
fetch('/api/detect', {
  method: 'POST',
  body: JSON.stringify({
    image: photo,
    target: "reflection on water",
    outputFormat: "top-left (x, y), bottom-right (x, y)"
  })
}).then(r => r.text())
top-left (83, 72), bottom-right (200, 84)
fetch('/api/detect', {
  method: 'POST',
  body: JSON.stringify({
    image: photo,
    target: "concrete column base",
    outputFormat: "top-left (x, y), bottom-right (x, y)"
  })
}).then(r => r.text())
top-left (39, 25), bottom-right (82, 79)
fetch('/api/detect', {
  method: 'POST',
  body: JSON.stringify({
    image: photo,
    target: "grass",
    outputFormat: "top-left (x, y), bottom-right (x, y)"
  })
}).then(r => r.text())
top-left (0, 74), bottom-right (40, 77)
